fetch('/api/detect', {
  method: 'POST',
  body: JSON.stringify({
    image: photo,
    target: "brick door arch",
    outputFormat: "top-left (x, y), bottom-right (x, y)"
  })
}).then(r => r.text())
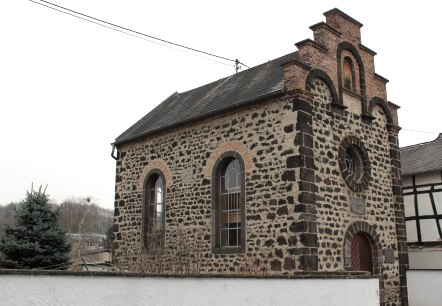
top-left (343, 221), bottom-right (382, 275)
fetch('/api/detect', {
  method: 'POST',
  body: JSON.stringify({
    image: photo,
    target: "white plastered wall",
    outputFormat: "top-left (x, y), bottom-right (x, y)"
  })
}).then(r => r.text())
top-left (0, 274), bottom-right (380, 306)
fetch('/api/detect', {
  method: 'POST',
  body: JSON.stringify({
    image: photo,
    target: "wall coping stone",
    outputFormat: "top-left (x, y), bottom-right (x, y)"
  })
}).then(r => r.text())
top-left (0, 269), bottom-right (378, 280)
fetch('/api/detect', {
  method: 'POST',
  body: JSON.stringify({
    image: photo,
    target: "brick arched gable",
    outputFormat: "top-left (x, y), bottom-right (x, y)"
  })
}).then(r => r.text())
top-left (336, 42), bottom-right (367, 112)
top-left (368, 96), bottom-right (393, 125)
top-left (305, 68), bottom-right (339, 105)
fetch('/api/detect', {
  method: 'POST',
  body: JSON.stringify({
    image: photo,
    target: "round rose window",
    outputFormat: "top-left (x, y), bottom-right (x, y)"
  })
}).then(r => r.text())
top-left (338, 136), bottom-right (371, 192)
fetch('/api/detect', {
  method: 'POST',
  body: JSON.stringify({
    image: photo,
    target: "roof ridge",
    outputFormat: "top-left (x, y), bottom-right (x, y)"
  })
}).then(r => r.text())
top-left (115, 51), bottom-right (298, 145)
top-left (400, 132), bottom-right (442, 150)
top-left (174, 51), bottom-right (297, 97)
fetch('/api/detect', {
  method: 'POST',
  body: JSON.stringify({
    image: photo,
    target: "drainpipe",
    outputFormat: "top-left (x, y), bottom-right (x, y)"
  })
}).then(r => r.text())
top-left (111, 143), bottom-right (118, 160)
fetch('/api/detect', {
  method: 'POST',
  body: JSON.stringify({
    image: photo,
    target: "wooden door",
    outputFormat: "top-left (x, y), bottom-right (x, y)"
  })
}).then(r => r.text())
top-left (351, 233), bottom-right (373, 273)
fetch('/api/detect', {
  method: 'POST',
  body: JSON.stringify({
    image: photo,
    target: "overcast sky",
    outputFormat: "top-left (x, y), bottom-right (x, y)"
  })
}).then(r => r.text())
top-left (1, 0), bottom-right (441, 209)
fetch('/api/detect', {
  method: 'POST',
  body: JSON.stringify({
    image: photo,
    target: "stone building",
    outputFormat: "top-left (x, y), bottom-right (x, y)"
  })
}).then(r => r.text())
top-left (112, 9), bottom-right (407, 305)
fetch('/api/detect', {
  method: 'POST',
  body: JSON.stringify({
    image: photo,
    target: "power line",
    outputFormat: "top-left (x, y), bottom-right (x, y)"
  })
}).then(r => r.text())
top-left (401, 128), bottom-right (440, 134)
top-left (28, 0), bottom-right (232, 67)
top-left (29, 0), bottom-right (249, 72)
top-left (29, 0), bottom-right (231, 67)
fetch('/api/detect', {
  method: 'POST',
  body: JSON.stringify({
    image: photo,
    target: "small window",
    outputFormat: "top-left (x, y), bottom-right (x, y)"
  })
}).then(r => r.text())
top-left (343, 57), bottom-right (354, 91)
top-left (143, 172), bottom-right (165, 249)
top-left (213, 155), bottom-right (245, 253)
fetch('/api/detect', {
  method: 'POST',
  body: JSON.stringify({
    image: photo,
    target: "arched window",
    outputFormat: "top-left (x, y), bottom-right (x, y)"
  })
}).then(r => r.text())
top-left (143, 171), bottom-right (165, 249)
top-left (213, 154), bottom-right (245, 253)
top-left (343, 57), bottom-right (355, 91)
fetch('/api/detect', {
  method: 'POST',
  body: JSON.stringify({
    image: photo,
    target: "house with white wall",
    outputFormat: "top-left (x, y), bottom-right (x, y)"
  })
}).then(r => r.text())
top-left (401, 133), bottom-right (442, 305)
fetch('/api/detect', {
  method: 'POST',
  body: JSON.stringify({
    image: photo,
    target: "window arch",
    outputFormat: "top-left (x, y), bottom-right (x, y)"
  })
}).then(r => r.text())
top-left (212, 152), bottom-right (246, 253)
top-left (336, 42), bottom-right (368, 113)
top-left (143, 170), bottom-right (165, 250)
top-left (343, 57), bottom-right (355, 91)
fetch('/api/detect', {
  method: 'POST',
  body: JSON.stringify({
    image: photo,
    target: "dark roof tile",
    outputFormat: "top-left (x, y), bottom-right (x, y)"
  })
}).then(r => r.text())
top-left (400, 133), bottom-right (442, 175)
top-left (115, 52), bottom-right (298, 145)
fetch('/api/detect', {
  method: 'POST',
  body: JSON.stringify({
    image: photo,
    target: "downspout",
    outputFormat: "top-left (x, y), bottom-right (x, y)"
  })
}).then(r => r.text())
top-left (111, 143), bottom-right (118, 160)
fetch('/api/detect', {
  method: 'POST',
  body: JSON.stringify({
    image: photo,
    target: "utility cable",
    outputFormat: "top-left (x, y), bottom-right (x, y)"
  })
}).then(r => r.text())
top-left (401, 128), bottom-right (440, 134)
top-left (29, 0), bottom-right (249, 71)
top-left (29, 0), bottom-right (232, 67)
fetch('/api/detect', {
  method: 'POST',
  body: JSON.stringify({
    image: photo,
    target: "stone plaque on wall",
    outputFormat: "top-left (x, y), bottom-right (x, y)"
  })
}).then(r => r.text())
top-left (181, 168), bottom-right (196, 184)
top-left (350, 197), bottom-right (365, 215)
top-left (384, 248), bottom-right (395, 264)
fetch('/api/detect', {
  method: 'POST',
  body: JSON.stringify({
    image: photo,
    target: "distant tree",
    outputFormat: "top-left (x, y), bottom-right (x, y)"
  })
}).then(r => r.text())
top-left (0, 203), bottom-right (17, 234)
top-left (59, 198), bottom-right (113, 235)
top-left (0, 187), bottom-right (71, 269)
top-left (103, 225), bottom-right (114, 250)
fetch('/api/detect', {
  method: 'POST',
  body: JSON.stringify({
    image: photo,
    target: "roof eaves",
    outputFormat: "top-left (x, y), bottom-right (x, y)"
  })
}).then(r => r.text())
top-left (400, 133), bottom-right (442, 150)
top-left (114, 88), bottom-right (285, 147)
top-left (114, 91), bottom-right (179, 142)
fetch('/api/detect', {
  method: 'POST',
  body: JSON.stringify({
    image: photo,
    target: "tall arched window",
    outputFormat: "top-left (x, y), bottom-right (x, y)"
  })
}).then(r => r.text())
top-left (143, 171), bottom-right (165, 249)
top-left (343, 57), bottom-right (355, 91)
top-left (213, 154), bottom-right (245, 253)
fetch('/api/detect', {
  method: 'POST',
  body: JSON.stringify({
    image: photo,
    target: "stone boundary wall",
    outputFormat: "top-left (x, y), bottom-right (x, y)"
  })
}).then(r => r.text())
top-left (0, 270), bottom-right (380, 306)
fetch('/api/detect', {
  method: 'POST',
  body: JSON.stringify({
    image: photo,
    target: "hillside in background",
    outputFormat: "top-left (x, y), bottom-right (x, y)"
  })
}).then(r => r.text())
top-left (0, 199), bottom-right (113, 235)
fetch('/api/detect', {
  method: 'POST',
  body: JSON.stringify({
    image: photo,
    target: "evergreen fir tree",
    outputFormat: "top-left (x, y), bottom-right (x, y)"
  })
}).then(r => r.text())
top-left (0, 186), bottom-right (71, 269)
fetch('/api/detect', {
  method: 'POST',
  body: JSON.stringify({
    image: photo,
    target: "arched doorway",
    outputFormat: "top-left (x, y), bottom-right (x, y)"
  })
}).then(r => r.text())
top-left (351, 233), bottom-right (373, 273)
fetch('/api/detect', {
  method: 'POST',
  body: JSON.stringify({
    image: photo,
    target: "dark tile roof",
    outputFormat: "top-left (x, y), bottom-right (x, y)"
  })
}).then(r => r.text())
top-left (115, 52), bottom-right (298, 145)
top-left (400, 133), bottom-right (442, 175)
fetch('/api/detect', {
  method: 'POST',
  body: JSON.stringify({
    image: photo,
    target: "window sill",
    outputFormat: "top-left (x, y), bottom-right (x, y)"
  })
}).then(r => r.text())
top-left (212, 246), bottom-right (245, 255)
top-left (342, 87), bottom-right (362, 99)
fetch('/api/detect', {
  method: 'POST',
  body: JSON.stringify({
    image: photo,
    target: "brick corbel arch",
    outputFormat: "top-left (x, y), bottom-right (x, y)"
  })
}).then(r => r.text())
top-left (305, 68), bottom-right (342, 109)
top-left (367, 96), bottom-right (393, 125)
top-left (343, 221), bottom-right (383, 275)
top-left (203, 141), bottom-right (253, 178)
top-left (138, 159), bottom-right (172, 191)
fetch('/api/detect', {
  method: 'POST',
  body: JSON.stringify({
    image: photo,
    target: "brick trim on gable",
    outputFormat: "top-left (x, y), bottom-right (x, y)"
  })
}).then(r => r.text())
top-left (336, 41), bottom-right (367, 114)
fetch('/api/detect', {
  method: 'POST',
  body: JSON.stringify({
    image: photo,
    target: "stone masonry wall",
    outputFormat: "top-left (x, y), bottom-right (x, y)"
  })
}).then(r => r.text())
top-left (286, 9), bottom-right (404, 305)
top-left (311, 84), bottom-right (400, 303)
top-left (114, 94), bottom-right (307, 273)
